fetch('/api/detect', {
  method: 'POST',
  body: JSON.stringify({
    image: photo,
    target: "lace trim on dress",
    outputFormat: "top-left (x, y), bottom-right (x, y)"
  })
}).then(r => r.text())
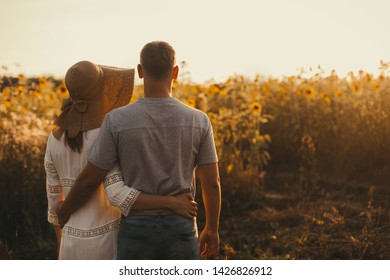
top-left (104, 173), bottom-right (123, 188)
top-left (48, 212), bottom-right (60, 225)
top-left (47, 184), bottom-right (62, 194)
top-left (119, 188), bottom-right (141, 216)
top-left (60, 178), bottom-right (75, 188)
top-left (44, 162), bottom-right (56, 173)
top-left (63, 219), bottom-right (121, 238)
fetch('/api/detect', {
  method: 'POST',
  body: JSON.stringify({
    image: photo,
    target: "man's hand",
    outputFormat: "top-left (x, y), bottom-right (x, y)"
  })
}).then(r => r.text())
top-left (170, 193), bottom-right (198, 219)
top-left (57, 201), bottom-right (70, 229)
top-left (199, 227), bottom-right (220, 259)
top-left (197, 162), bottom-right (221, 259)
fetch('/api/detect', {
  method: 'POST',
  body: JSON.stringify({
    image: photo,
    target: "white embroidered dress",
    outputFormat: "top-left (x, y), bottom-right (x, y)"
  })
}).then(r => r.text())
top-left (44, 128), bottom-right (140, 260)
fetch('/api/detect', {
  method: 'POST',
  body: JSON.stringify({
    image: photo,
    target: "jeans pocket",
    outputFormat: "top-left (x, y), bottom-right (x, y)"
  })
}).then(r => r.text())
top-left (177, 230), bottom-right (196, 242)
top-left (118, 231), bottom-right (151, 259)
top-left (173, 230), bottom-right (199, 259)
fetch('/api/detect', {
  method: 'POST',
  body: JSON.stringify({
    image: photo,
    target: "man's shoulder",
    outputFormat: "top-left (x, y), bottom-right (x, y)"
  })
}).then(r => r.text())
top-left (174, 101), bottom-right (211, 129)
top-left (175, 99), bottom-right (208, 118)
top-left (107, 102), bottom-right (139, 118)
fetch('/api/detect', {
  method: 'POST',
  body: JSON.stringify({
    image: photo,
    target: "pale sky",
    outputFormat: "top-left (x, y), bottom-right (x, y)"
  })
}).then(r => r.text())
top-left (1, 0), bottom-right (390, 83)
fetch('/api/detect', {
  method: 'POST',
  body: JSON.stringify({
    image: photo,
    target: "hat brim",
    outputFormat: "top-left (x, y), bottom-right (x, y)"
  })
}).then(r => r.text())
top-left (79, 66), bottom-right (135, 132)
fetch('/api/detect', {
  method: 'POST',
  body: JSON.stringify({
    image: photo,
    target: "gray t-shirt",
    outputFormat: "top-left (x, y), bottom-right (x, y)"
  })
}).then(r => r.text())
top-left (88, 97), bottom-right (218, 196)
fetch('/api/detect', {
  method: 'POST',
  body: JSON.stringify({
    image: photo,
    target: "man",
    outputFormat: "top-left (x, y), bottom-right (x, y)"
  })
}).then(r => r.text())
top-left (58, 41), bottom-right (221, 259)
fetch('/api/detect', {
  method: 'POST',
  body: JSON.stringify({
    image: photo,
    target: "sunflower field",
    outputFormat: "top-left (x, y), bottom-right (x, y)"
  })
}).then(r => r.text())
top-left (1, 62), bottom-right (389, 259)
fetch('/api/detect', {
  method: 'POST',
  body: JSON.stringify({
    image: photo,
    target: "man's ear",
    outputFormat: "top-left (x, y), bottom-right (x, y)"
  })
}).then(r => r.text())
top-left (172, 65), bottom-right (179, 80)
top-left (137, 64), bottom-right (144, 79)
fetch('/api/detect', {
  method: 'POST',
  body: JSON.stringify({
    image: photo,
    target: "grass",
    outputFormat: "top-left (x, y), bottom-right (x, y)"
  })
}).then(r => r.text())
top-left (1, 65), bottom-right (389, 259)
top-left (216, 172), bottom-right (389, 260)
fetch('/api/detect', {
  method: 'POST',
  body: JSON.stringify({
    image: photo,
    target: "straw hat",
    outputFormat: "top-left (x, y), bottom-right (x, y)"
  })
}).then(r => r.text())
top-left (53, 60), bottom-right (134, 140)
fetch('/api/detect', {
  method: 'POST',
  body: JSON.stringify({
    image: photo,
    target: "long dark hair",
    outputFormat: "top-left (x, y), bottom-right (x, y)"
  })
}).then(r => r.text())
top-left (64, 130), bottom-right (84, 153)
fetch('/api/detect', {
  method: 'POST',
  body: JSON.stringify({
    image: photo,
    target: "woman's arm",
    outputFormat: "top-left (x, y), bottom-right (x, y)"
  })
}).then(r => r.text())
top-left (133, 193), bottom-right (198, 218)
top-left (44, 144), bottom-right (65, 258)
top-left (104, 165), bottom-right (197, 218)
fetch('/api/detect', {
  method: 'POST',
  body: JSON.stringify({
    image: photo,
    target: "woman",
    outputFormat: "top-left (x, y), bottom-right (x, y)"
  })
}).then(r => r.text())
top-left (44, 61), bottom-right (196, 259)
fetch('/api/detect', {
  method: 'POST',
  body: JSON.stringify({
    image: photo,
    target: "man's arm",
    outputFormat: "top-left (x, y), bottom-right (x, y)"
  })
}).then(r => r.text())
top-left (58, 161), bottom-right (108, 228)
top-left (197, 162), bottom-right (221, 258)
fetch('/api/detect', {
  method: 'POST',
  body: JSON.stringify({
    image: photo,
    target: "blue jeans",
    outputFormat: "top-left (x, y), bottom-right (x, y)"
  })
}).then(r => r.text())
top-left (117, 215), bottom-right (200, 260)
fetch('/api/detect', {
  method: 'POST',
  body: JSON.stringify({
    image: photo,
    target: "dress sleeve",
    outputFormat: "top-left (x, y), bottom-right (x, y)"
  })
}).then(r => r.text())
top-left (103, 165), bottom-right (140, 216)
top-left (44, 136), bottom-right (64, 226)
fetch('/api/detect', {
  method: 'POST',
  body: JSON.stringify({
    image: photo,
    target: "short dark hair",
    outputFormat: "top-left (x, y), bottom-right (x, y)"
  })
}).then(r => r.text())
top-left (140, 41), bottom-right (176, 80)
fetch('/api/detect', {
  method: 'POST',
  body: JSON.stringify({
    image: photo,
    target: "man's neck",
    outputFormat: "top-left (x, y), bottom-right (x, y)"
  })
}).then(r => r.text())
top-left (143, 80), bottom-right (173, 98)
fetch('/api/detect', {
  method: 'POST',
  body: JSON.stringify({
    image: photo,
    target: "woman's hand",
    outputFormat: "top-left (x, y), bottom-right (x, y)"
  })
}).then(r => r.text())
top-left (169, 193), bottom-right (198, 219)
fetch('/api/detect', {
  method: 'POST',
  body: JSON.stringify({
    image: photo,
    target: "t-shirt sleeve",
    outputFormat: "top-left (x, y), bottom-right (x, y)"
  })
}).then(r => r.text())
top-left (88, 114), bottom-right (118, 171)
top-left (196, 114), bottom-right (219, 165)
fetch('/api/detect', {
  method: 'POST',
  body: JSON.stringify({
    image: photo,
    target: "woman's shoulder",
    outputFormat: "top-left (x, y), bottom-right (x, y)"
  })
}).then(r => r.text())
top-left (45, 132), bottom-right (66, 157)
top-left (84, 128), bottom-right (100, 138)
top-left (46, 131), bottom-right (62, 144)
top-left (46, 128), bottom-right (100, 151)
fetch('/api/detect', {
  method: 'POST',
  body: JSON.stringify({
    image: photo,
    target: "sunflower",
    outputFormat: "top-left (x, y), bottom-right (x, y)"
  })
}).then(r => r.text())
top-left (1, 87), bottom-right (11, 96)
top-left (305, 86), bottom-right (315, 98)
top-left (226, 164), bottom-right (234, 174)
top-left (278, 85), bottom-right (287, 95)
top-left (184, 99), bottom-right (196, 108)
top-left (38, 77), bottom-right (47, 89)
top-left (261, 84), bottom-right (270, 96)
top-left (372, 82), bottom-right (380, 92)
top-left (56, 83), bottom-right (68, 97)
top-left (33, 90), bottom-right (42, 98)
top-left (323, 95), bottom-right (331, 105)
top-left (4, 100), bottom-right (12, 109)
top-left (208, 113), bottom-right (217, 124)
top-left (351, 83), bottom-right (360, 93)
top-left (208, 84), bottom-right (220, 95)
top-left (250, 101), bottom-right (262, 113)
top-left (17, 85), bottom-right (25, 93)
